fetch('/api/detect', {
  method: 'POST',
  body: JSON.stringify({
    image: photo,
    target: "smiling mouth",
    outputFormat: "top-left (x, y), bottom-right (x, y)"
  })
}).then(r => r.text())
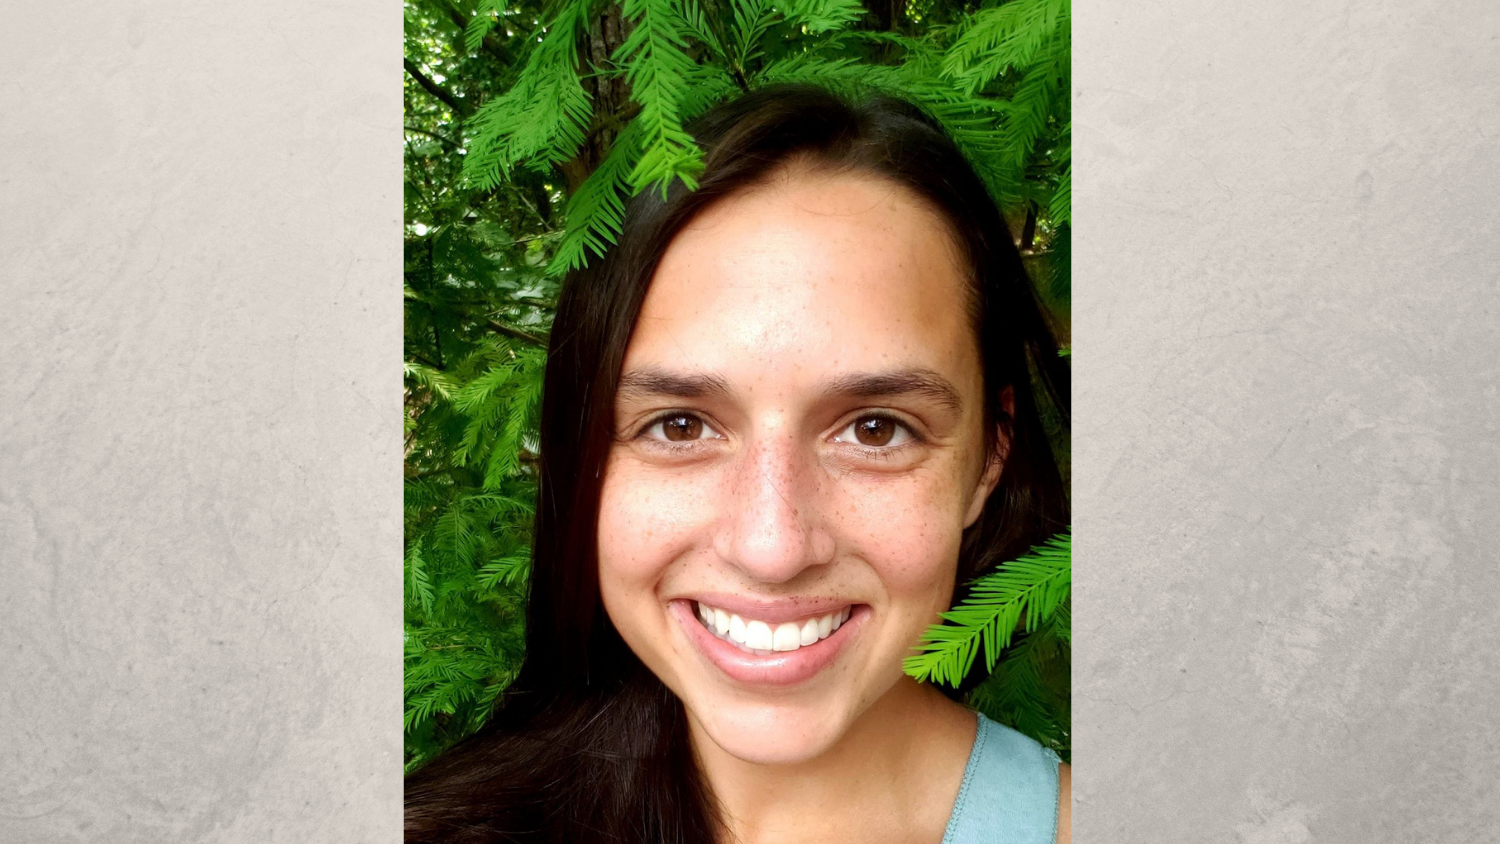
top-left (693, 601), bottom-right (852, 656)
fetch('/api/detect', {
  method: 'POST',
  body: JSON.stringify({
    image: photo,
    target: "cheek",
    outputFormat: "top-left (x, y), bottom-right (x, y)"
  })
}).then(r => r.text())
top-left (834, 467), bottom-right (969, 601)
top-left (595, 458), bottom-right (713, 609)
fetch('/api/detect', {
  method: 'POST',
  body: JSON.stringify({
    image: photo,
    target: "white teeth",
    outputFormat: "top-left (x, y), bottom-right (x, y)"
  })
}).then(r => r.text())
top-left (799, 619), bottom-right (819, 646)
top-left (694, 602), bottom-right (852, 655)
top-left (772, 622), bottom-right (801, 651)
top-left (746, 620), bottom-right (773, 650)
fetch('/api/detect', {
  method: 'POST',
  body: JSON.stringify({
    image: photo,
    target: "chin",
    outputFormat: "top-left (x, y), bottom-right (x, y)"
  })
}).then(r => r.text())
top-left (694, 699), bottom-right (851, 765)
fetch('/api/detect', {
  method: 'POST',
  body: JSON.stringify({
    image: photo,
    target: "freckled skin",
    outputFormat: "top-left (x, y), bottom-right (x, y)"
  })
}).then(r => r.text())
top-left (596, 166), bottom-right (1007, 827)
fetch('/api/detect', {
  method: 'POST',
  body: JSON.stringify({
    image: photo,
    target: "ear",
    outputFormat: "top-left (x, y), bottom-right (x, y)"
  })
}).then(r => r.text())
top-left (962, 385), bottom-right (1014, 529)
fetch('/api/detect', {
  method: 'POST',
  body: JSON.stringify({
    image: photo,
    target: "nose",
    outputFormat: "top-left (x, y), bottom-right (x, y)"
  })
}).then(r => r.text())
top-left (713, 423), bottom-right (836, 583)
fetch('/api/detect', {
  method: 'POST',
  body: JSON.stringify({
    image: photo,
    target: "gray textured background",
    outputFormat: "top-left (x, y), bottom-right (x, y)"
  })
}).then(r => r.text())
top-left (3, 0), bottom-right (1499, 842)
top-left (0, 2), bottom-right (402, 841)
top-left (1073, 0), bottom-right (1500, 841)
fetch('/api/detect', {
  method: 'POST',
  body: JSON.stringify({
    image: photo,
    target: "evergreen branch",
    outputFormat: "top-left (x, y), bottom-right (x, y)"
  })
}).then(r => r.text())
top-left (477, 553), bottom-right (534, 591)
top-left (404, 361), bottom-right (460, 400)
top-left (465, 0), bottom-right (508, 53)
top-left (462, 0), bottom-right (594, 191)
top-left (613, 0), bottom-right (707, 198)
top-left (995, 34), bottom-right (1068, 169)
top-left (546, 65), bottom-right (733, 277)
top-left (728, 0), bottom-right (778, 73)
top-left (964, 616), bottom-right (1070, 754)
top-left (427, 0), bottom-right (519, 65)
top-left (406, 125), bottom-right (463, 150)
top-left (485, 318), bottom-right (546, 346)
top-left (1050, 163), bottom-right (1070, 225)
top-left (406, 542), bottom-right (437, 616)
top-left (405, 57), bottom-right (472, 117)
top-left (679, 0), bottom-right (730, 66)
top-left (903, 531), bottom-right (1071, 687)
top-left (777, 0), bottom-right (865, 34)
top-left (546, 120), bottom-right (646, 276)
top-left (941, 0), bottom-right (1067, 95)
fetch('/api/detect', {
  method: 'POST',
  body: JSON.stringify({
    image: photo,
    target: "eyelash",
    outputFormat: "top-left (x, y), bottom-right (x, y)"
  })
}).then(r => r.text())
top-left (631, 410), bottom-right (923, 460)
top-left (631, 412), bottom-right (717, 456)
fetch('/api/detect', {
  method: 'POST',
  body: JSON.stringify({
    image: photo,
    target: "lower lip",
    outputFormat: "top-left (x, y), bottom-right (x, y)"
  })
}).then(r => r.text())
top-left (670, 600), bottom-right (867, 687)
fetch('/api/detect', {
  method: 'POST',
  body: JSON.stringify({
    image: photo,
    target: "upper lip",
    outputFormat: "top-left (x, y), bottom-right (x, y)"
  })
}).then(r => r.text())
top-left (679, 593), bottom-right (858, 624)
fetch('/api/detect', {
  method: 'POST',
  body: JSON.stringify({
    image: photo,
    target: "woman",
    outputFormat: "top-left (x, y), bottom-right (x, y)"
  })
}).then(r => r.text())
top-left (406, 82), bottom-right (1071, 844)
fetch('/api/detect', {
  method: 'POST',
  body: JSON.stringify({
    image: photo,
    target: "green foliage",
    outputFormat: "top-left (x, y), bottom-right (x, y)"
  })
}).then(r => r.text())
top-left (613, 0), bottom-right (707, 197)
top-left (905, 531), bottom-right (1072, 687)
top-left (405, 0), bottom-right (1071, 770)
top-left (903, 531), bottom-right (1072, 760)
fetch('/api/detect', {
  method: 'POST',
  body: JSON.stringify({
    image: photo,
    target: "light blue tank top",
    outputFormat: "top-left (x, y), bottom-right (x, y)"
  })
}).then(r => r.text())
top-left (941, 712), bottom-right (1062, 844)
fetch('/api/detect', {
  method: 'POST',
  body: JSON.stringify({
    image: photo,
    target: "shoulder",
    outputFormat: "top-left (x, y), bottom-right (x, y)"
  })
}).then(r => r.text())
top-left (943, 713), bottom-right (1065, 844)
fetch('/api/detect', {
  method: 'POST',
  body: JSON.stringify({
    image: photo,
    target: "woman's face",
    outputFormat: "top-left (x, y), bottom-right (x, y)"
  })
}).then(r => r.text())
top-left (597, 167), bottom-right (1003, 765)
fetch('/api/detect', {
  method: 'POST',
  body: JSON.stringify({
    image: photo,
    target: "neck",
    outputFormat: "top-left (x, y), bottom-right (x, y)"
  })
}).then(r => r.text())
top-left (688, 677), bottom-right (978, 844)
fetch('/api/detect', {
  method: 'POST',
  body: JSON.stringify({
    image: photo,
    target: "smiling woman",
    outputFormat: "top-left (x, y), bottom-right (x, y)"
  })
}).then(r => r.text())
top-left (405, 83), bottom-right (1070, 844)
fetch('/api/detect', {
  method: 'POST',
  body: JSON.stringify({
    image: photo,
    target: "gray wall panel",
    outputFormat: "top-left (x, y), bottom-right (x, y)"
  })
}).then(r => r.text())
top-left (1074, 1), bottom-right (1500, 840)
top-left (0, 3), bottom-right (402, 841)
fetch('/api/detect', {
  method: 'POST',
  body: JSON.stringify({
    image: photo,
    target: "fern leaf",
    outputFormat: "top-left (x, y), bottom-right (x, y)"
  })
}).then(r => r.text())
top-left (404, 361), bottom-right (459, 400)
top-left (1050, 163), bottom-right (1070, 224)
top-left (729, 0), bottom-right (779, 70)
top-left (942, 0), bottom-right (1067, 95)
top-left (613, 0), bottom-right (706, 198)
top-left (406, 541), bottom-right (436, 617)
top-left (545, 120), bottom-right (644, 276)
top-left (477, 553), bottom-right (533, 591)
top-left (462, 0), bottom-right (593, 190)
top-left (904, 531), bottom-right (1071, 687)
top-left (996, 34), bottom-right (1068, 169)
top-left (777, 0), bottom-right (865, 34)
top-left (464, 0), bottom-right (507, 53)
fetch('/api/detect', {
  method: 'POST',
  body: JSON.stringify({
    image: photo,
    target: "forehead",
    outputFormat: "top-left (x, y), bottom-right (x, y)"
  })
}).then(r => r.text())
top-left (626, 170), bottom-right (976, 382)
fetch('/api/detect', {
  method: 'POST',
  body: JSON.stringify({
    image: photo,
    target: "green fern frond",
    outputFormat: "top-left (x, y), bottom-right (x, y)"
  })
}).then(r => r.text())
top-left (903, 530), bottom-right (1071, 687)
top-left (1050, 163), bottom-right (1070, 224)
top-left (613, 0), bottom-right (705, 198)
top-left (996, 34), bottom-right (1068, 169)
top-left (464, 0), bottom-right (507, 53)
top-left (678, 0), bottom-right (729, 63)
top-left (546, 62), bottom-right (736, 278)
top-left (434, 505), bottom-right (480, 568)
top-left (406, 541), bottom-right (436, 617)
top-left (777, 0), bottom-right (865, 35)
top-left (404, 361), bottom-right (459, 400)
top-left (477, 553), bottom-right (533, 591)
top-left (942, 0), bottom-right (1068, 95)
top-left (964, 617), bottom-right (1070, 754)
top-left (729, 0), bottom-right (778, 71)
top-left (461, 0), bottom-right (593, 190)
top-left (484, 348), bottom-right (547, 487)
top-left (753, 55), bottom-right (906, 98)
top-left (546, 120), bottom-right (645, 276)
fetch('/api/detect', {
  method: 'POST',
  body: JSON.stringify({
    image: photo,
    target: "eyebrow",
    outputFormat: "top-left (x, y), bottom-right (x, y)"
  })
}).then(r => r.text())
top-left (820, 367), bottom-right (964, 412)
top-left (616, 367), bottom-right (732, 401)
top-left (615, 365), bottom-right (963, 412)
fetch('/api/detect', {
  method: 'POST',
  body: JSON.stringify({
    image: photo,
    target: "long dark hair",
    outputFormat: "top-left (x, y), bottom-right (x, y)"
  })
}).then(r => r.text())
top-left (405, 82), bottom-right (1069, 844)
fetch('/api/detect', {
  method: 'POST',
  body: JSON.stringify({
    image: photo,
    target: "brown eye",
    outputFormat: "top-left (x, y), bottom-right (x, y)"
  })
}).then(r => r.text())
top-left (661, 414), bottom-right (702, 442)
top-left (640, 412), bottom-right (722, 446)
top-left (855, 416), bottom-right (895, 446)
top-left (833, 414), bottom-right (915, 450)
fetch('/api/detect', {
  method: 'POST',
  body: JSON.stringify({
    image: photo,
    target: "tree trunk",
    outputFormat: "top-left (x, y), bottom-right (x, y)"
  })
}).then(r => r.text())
top-left (560, 3), bottom-right (633, 194)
